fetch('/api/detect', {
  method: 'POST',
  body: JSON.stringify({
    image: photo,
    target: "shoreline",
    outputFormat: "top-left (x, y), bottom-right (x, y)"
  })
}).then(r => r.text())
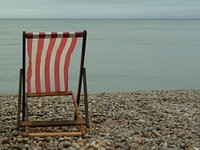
top-left (0, 89), bottom-right (200, 149)
top-left (1, 88), bottom-right (200, 95)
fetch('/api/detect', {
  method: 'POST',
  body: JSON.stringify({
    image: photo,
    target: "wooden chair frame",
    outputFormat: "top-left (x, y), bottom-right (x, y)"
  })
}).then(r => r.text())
top-left (17, 30), bottom-right (89, 137)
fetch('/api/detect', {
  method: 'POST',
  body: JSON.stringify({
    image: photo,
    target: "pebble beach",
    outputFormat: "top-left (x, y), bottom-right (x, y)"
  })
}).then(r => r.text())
top-left (0, 89), bottom-right (200, 150)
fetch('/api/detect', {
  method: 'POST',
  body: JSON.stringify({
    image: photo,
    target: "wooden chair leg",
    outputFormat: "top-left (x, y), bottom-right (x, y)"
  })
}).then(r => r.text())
top-left (83, 68), bottom-right (89, 128)
top-left (80, 125), bottom-right (85, 135)
top-left (17, 69), bottom-right (23, 128)
top-left (24, 94), bottom-right (29, 134)
top-left (72, 92), bottom-right (82, 120)
top-left (25, 126), bottom-right (30, 135)
top-left (72, 92), bottom-right (85, 135)
top-left (17, 93), bottom-right (21, 128)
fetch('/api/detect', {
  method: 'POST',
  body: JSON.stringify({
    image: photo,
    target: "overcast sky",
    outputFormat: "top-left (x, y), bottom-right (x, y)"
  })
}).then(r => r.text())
top-left (0, 0), bottom-right (200, 19)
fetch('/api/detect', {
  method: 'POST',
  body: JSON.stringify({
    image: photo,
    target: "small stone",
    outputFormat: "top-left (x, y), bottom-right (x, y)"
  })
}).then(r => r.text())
top-left (1, 137), bottom-right (9, 144)
top-left (14, 145), bottom-right (23, 149)
top-left (98, 147), bottom-right (106, 150)
top-left (177, 131), bottom-right (186, 138)
top-left (89, 143), bottom-right (100, 150)
top-left (151, 145), bottom-right (157, 150)
top-left (63, 141), bottom-right (72, 148)
top-left (24, 144), bottom-right (30, 148)
top-left (37, 103), bottom-right (42, 107)
top-left (188, 145), bottom-right (200, 150)
top-left (77, 140), bottom-right (85, 146)
top-left (27, 139), bottom-right (33, 144)
top-left (133, 137), bottom-right (146, 144)
top-left (180, 142), bottom-right (186, 149)
top-left (0, 129), bottom-right (6, 133)
top-left (68, 147), bottom-right (77, 150)
top-left (44, 137), bottom-right (51, 142)
top-left (37, 141), bottom-right (44, 147)
top-left (98, 140), bottom-right (107, 147)
top-left (58, 142), bottom-right (64, 149)
top-left (130, 142), bottom-right (140, 149)
top-left (58, 137), bottom-right (65, 142)
top-left (152, 130), bottom-right (162, 137)
top-left (72, 143), bottom-right (80, 149)
top-left (138, 119), bottom-right (146, 123)
top-left (114, 143), bottom-right (121, 149)
top-left (162, 142), bottom-right (168, 150)
top-left (17, 137), bottom-right (23, 143)
top-left (11, 126), bottom-right (17, 131)
top-left (22, 138), bottom-right (29, 143)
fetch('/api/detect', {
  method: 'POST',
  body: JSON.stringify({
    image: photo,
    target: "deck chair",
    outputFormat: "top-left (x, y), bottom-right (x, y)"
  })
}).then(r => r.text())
top-left (17, 30), bottom-right (89, 137)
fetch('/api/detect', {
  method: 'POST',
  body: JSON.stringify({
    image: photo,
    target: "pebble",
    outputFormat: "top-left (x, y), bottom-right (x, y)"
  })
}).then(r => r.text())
top-left (88, 143), bottom-right (100, 150)
top-left (37, 141), bottom-right (44, 147)
top-left (1, 137), bottom-right (9, 144)
top-left (130, 142), bottom-right (140, 149)
top-left (72, 142), bottom-right (80, 149)
top-left (0, 90), bottom-right (199, 149)
top-left (177, 131), bottom-right (186, 138)
top-left (17, 137), bottom-right (24, 143)
top-left (152, 130), bottom-right (162, 137)
top-left (63, 141), bottom-right (72, 148)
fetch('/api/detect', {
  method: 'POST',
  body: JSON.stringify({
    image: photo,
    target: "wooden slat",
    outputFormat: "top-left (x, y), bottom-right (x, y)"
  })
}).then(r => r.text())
top-left (27, 91), bottom-right (72, 97)
top-left (20, 120), bottom-right (85, 127)
top-left (29, 131), bottom-right (83, 137)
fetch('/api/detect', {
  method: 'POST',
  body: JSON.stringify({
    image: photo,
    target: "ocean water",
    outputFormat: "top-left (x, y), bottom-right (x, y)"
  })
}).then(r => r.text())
top-left (0, 19), bottom-right (200, 93)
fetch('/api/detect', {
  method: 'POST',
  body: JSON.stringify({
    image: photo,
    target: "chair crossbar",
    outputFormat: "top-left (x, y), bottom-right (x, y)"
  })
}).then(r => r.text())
top-left (29, 132), bottom-right (83, 137)
top-left (20, 120), bottom-right (86, 127)
top-left (27, 91), bottom-right (73, 97)
top-left (26, 31), bottom-right (84, 39)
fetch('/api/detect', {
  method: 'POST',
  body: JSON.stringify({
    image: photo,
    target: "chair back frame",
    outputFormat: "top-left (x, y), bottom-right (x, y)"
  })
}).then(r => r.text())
top-left (21, 30), bottom-right (87, 121)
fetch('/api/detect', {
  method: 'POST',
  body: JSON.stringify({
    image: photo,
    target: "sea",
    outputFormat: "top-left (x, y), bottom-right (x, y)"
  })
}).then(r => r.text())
top-left (0, 19), bottom-right (200, 93)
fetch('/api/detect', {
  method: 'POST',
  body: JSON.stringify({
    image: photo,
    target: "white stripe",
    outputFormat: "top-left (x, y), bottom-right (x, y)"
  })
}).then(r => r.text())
top-left (59, 38), bottom-right (73, 91)
top-left (40, 38), bottom-right (50, 93)
top-left (30, 39), bottom-right (38, 93)
top-left (29, 32), bottom-right (78, 38)
top-left (49, 38), bottom-right (62, 92)
top-left (44, 32), bottom-right (51, 38)
top-left (69, 32), bottom-right (75, 37)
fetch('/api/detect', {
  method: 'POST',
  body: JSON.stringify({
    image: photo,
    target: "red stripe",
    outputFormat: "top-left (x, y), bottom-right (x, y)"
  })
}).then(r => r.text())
top-left (75, 32), bottom-right (81, 37)
top-left (27, 38), bottom-right (33, 93)
top-left (44, 38), bottom-right (56, 92)
top-left (54, 38), bottom-right (67, 92)
top-left (35, 37), bottom-right (44, 93)
top-left (63, 32), bottom-right (70, 38)
top-left (51, 32), bottom-right (58, 38)
top-left (64, 38), bottom-right (78, 91)
top-left (27, 32), bottom-right (33, 39)
top-left (39, 32), bottom-right (45, 38)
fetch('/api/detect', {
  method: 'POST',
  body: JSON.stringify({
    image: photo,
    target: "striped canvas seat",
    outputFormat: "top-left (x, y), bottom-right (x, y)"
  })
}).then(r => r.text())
top-left (17, 30), bottom-right (89, 137)
top-left (26, 32), bottom-right (81, 94)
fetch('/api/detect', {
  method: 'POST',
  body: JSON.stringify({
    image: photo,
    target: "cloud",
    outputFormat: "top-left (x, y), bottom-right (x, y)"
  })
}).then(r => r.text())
top-left (0, 0), bottom-right (199, 18)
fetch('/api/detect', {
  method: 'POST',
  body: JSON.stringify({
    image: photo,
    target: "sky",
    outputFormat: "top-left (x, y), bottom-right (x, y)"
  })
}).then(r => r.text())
top-left (0, 0), bottom-right (200, 19)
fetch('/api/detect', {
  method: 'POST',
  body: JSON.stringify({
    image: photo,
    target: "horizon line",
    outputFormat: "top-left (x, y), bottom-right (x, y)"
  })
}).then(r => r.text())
top-left (0, 17), bottom-right (200, 20)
